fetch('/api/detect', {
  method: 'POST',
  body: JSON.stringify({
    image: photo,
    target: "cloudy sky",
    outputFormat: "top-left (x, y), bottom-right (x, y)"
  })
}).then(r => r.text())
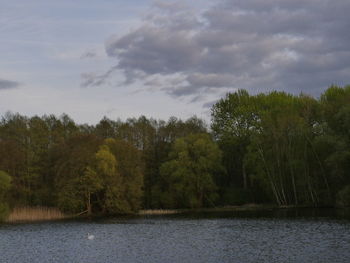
top-left (1, 0), bottom-right (350, 124)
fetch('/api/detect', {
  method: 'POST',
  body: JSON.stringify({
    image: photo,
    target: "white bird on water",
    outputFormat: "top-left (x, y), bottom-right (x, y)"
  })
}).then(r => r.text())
top-left (87, 233), bottom-right (95, 240)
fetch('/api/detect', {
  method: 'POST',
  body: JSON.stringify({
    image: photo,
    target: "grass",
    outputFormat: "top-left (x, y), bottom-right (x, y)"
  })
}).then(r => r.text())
top-left (6, 206), bottom-right (66, 223)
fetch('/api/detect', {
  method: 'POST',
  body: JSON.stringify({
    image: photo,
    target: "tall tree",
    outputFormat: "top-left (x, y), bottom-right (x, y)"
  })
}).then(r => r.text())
top-left (159, 133), bottom-right (223, 208)
top-left (211, 90), bottom-right (259, 204)
top-left (103, 138), bottom-right (144, 213)
top-left (0, 171), bottom-right (12, 221)
top-left (317, 85), bottom-right (350, 204)
top-left (54, 134), bottom-right (102, 213)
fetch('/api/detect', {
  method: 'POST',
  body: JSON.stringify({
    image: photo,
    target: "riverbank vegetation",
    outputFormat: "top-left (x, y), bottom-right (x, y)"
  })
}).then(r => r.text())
top-left (0, 85), bottom-right (349, 221)
top-left (6, 207), bottom-right (66, 223)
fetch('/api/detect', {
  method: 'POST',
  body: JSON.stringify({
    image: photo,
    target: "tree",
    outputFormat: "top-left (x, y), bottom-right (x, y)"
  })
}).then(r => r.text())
top-left (103, 139), bottom-right (144, 213)
top-left (245, 92), bottom-right (307, 205)
top-left (94, 117), bottom-right (117, 139)
top-left (211, 89), bottom-right (332, 206)
top-left (1, 86), bottom-right (349, 213)
top-left (0, 171), bottom-right (12, 221)
top-left (159, 133), bottom-right (223, 208)
top-left (337, 185), bottom-right (350, 207)
top-left (317, 85), bottom-right (350, 203)
top-left (211, 90), bottom-right (259, 204)
top-left (55, 134), bottom-right (102, 214)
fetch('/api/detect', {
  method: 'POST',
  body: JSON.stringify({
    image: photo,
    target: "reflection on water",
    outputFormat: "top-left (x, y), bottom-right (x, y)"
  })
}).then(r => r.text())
top-left (0, 208), bottom-right (350, 263)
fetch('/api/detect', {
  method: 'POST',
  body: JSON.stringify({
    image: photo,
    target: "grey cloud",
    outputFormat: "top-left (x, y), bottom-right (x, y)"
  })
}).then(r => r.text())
top-left (81, 72), bottom-right (98, 87)
top-left (89, 0), bottom-right (350, 98)
top-left (0, 79), bottom-right (20, 90)
top-left (144, 78), bottom-right (162, 87)
top-left (152, 1), bottom-right (187, 13)
top-left (187, 73), bottom-right (235, 88)
top-left (81, 66), bottom-right (118, 87)
top-left (146, 1), bottom-right (202, 31)
top-left (80, 51), bottom-right (97, 59)
top-left (106, 26), bottom-right (202, 75)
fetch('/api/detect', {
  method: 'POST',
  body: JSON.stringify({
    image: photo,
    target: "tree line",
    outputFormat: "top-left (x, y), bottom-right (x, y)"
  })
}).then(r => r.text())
top-left (0, 85), bottom-right (349, 219)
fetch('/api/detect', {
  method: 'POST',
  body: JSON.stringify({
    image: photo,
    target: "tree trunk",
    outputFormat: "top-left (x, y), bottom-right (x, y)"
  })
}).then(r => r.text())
top-left (288, 137), bottom-right (298, 205)
top-left (258, 146), bottom-right (282, 206)
top-left (86, 191), bottom-right (92, 216)
top-left (291, 171), bottom-right (298, 205)
top-left (306, 136), bottom-right (331, 202)
top-left (242, 162), bottom-right (247, 190)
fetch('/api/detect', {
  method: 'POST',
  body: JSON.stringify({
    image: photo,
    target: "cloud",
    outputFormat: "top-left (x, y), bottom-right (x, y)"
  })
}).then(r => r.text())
top-left (87, 0), bottom-right (350, 98)
top-left (0, 79), bottom-right (20, 90)
top-left (80, 51), bottom-right (98, 59)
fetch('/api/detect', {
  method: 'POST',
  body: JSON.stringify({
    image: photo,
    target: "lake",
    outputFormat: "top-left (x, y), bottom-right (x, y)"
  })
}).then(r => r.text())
top-left (1, 209), bottom-right (350, 263)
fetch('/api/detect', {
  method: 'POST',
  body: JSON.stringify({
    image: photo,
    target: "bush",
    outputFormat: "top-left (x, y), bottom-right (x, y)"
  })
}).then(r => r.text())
top-left (337, 185), bottom-right (350, 207)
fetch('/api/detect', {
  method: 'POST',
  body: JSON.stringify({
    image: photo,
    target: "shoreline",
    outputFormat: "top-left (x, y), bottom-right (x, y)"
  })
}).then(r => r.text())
top-left (137, 204), bottom-right (335, 215)
top-left (3, 204), bottom-right (349, 224)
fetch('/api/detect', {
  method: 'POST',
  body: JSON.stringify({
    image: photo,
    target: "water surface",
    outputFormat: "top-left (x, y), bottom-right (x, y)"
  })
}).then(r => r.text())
top-left (1, 209), bottom-right (350, 263)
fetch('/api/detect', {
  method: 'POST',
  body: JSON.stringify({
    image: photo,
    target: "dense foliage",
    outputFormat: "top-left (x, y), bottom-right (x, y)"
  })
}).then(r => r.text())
top-left (0, 85), bottom-right (349, 218)
top-left (212, 85), bottom-right (350, 207)
top-left (0, 171), bottom-right (11, 220)
top-left (159, 133), bottom-right (223, 208)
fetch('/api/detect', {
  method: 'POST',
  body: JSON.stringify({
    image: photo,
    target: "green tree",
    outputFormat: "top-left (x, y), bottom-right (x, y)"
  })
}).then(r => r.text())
top-left (103, 139), bottom-right (143, 213)
top-left (316, 85), bottom-right (350, 203)
top-left (55, 134), bottom-right (102, 214)
top-left (0, 171), bottom-right (12, 221)
top-left (337, 185), bottom-right (350, 207)
top-left (0, 113), bottom-right (31, 206)
top-left (94, 117), bottom-right (117, 139)
top-left (246, 92), bottom-right (307, 205)
top-left (211, 90), bottom-right (259, 198)
top-left (147, 116), bottom-right (208, 208)
top-left (159, 133), bottom-right (223, 208)
top-left (211, 90), bottom-right (331, 206)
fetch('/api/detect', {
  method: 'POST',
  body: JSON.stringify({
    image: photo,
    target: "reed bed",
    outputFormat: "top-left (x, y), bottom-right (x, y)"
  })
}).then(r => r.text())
top-left (138, 209), bottom-right (181, 215)
top-left (6, 207), bottom-right (66, 223)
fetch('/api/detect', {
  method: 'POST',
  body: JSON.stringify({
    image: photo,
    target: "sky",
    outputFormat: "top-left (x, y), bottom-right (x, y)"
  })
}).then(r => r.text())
top-left (1, 0), bottom-right (350, 124)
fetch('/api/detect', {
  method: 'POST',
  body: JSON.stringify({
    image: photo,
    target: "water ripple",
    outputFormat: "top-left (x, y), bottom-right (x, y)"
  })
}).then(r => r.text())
top-left (0, 216), bottom-right (349, 263)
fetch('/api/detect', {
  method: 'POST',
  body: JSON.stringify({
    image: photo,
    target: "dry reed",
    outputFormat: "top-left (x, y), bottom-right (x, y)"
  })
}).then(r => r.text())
top-left (6, 206), bottom-right (66, 223)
